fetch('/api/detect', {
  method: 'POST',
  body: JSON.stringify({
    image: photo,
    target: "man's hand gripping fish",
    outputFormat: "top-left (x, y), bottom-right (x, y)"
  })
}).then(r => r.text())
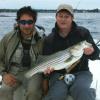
top-left (25, 40), bottom-right (92, 78)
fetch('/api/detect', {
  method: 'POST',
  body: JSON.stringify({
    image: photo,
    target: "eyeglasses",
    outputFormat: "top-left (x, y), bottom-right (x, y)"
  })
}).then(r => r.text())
top-left (18, 20), bottom-right (34, 25)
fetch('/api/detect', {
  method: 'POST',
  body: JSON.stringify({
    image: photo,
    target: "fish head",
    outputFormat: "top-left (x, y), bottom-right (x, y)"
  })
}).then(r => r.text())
top-left (82, 40), bottom-right (92, 48)
top-left (69, 43), bottom-right (83, 57)
top-left (69, 41), bottom-right (92, 57)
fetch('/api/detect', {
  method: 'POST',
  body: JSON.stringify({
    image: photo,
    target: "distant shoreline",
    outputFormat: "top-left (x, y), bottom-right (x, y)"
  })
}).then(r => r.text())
top-left (0, 9), bottom-right (100, 13)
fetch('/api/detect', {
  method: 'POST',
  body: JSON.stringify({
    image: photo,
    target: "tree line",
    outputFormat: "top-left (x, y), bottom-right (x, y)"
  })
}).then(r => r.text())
top-left (0, 9), bottom-right (100, 13)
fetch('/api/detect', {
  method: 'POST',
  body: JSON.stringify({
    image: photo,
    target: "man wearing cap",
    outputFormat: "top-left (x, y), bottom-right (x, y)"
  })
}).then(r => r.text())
top-left (42, 4), bottom-right (100, 100)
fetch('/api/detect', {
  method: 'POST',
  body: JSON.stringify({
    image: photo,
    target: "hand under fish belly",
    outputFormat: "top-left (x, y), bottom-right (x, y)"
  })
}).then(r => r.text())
top-left (25, 40), bottom-right (92, 78)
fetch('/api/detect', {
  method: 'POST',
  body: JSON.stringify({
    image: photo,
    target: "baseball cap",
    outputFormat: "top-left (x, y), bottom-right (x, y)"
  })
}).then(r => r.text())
top-left (56, 4), bottom-right (74, 16)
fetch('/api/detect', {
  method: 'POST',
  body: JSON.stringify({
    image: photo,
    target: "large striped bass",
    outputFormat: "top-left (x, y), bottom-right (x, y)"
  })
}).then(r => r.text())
top-left (25, 40), bottom-right (92, 78)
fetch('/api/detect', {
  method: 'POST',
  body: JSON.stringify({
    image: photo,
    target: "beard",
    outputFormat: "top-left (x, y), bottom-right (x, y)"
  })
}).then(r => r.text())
top-left (23, 28), bottom-right (33, 34)
top-left (21, 28), bottom-right (34, 38)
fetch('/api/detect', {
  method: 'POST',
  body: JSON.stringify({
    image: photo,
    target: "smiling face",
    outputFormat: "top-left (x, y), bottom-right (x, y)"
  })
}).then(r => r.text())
top-left (18, 14), bottom-right (34, 37)
top-left (56, 10), bottom-right (73, 31)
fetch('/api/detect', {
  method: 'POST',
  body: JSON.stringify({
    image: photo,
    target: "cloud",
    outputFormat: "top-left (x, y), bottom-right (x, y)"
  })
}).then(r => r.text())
top-left (0, 0), bottom-right (100, 9)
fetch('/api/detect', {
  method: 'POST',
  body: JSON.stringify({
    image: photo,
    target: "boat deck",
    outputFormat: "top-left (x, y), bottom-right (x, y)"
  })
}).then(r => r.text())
top-left (89, 60), bottom-right (100, 100)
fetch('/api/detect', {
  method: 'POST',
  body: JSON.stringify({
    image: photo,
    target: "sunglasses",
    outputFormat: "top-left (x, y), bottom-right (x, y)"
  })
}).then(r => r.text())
top-left (18, 20), bottom-right (34, 25)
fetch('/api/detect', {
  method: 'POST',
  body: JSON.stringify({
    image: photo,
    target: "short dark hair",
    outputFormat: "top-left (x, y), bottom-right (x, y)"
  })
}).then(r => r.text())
top-left (16, 6), bottom-right (37, 23)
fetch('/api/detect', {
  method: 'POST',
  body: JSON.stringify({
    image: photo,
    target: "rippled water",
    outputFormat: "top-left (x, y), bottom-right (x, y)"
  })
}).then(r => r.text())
top-left (0, 12), bottom-right (100, 40)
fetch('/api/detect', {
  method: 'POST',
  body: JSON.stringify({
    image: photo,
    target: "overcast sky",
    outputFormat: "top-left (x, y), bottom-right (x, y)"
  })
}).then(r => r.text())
top-left (0, 0), bottom-right (100, 9)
